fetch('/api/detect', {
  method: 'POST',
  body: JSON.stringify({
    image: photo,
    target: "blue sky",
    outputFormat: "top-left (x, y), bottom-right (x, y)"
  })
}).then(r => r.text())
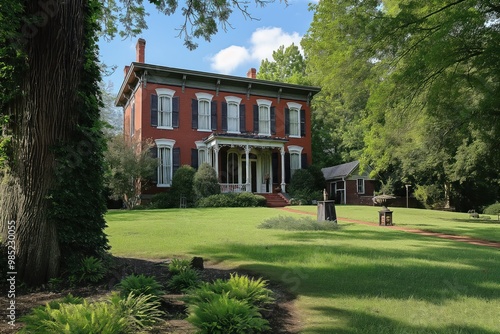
top-left (98, 0), bottom-right (316, 93)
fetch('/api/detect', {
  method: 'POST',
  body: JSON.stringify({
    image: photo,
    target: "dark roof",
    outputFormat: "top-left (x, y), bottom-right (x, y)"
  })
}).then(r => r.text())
top-left (321, 161), bottom-right (360, 180)
top-left (116, 63), bottom-right (321, 107)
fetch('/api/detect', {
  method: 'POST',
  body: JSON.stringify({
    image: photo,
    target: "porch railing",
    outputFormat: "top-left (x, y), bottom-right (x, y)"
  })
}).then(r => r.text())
top-left (220, 183), bottom-right (247, 193)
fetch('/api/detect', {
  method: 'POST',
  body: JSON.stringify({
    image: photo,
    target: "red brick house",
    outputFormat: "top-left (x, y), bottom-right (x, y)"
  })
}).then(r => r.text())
top-left (116, 39), bottom-right (320, 201)
top-left (322, 161), bottom-right (378, 205)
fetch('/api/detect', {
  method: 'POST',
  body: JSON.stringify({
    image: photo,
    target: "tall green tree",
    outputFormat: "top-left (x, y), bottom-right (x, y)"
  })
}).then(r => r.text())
top-left (257, 44), bottom-right (309, 85)
top-left (0, 0), bottom-right (280, 286)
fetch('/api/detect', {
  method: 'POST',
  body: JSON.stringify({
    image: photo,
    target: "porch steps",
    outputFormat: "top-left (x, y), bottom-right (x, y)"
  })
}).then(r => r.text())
top-left (258, 193), bottom-right (290, 208)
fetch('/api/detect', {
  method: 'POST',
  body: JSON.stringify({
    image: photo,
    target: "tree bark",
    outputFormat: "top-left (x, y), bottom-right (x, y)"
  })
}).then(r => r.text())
top-left (0, 0), bottom-right (86, 285)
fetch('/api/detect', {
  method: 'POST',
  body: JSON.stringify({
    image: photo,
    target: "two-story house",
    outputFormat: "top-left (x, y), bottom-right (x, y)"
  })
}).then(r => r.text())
top-left (116, 39), bottom-right (320, 201)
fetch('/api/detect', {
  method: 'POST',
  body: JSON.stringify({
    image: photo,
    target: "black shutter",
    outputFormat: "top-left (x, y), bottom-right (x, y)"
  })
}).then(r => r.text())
top-left (239, 104), bottom-right (246, 133)
top-left (301, 153), bottom-right (308, 169)
top-left (151, 94), bottom-right (158, 127)
top-left (191, 99), bottom-right (198, 129)
top-left (211, 101), bottom-right (217, 131)
top-left (272, 152), bottom-right (279, 184)
top-left (221, 102), bottom-right (228, 131)
top-left (284, 108), bottom-right (290, 136)
top-left (173, 147), bottom-right (181, 176)
top-left (191, 149), bottom-right (199, 169)
top-left (150, 147), bottom-right (158, 183)
top-left (285, 153), bottom-right (291, 184)
top-left (253, 105), bottom-right (259, 133)
top-left (271, 106), bottom-right (276, 135)
top-left (300, 109), bottom-right (306, 136)
top-left (172, 96), bottom-right (179, 128)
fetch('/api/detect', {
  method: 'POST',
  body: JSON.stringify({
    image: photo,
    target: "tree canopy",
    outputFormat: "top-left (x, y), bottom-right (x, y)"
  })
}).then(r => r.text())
top-left (303, 0), bottom-right (500, 209)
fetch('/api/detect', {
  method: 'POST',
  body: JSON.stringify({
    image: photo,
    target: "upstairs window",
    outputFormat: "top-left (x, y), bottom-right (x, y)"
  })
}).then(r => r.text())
top-left (151, 89), bottom-right (179, 129)
top-left (224, 96), bottom-right (241, 133)
top-left (254, 99), bottom-right (273, 136)
top-left (196, 92), bottom-right (214, 131)
top-left (130, 99), bottom-right (135, 137)
top-left (286, 102), bottom-right (301, 137)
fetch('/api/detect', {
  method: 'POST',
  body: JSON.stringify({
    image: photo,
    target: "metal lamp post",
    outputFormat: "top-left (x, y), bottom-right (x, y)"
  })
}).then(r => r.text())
top-left (405, 184), bottom-right (411, 208)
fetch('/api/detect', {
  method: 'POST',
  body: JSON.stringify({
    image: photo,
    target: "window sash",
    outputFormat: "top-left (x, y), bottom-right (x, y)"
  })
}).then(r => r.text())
top-left (289, 108), bottom-right (300, 136)
top-left (198, 148), bottom-right (207, 166)
top-left (227, 103), bottom-right (239, 132)
top-left (158, 96), bottom-right (172, 127)
top-left (198, 100), bottom-right (210, 130)
top-left (290, 153), bottom-right (300, 177)
top-left (158, 147), bottom-right (172, 185)
top-left (357, 179), bottom-right (365, 194)
top-left (227, 152), bottom-right (239, 184)
top-left (259, 105), bottom-right (270, 134)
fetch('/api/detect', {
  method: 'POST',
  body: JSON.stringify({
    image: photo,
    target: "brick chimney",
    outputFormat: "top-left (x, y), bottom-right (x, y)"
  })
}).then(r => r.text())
top-left (247, 68), bottom-right (257, 79)
top-left (124, 65), bottom-right (130, 77)
top-left (136, 38), bottom-right (146, 63)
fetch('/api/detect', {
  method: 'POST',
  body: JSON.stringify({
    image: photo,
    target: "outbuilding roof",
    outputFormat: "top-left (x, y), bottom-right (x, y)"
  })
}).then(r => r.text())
top-left (321, 161), bottom-right (360, 181)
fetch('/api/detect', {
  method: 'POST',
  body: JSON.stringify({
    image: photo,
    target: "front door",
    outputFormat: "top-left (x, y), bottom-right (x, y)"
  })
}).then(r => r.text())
top-left (251, 161), bottom-right (257, 192)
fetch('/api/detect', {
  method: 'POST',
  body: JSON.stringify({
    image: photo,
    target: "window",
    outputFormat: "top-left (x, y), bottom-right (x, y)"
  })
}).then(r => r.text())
top-left (257, 99), bottom-right (271, 135)
top-left (357, 179), bottom-right (365, 194)
top-left (130, 100), bottom-right (135, 137)
top-left (225, 96), bottom-right (241, 133)
top-left (288, 145), bottom-right (303, 177)
top-left (156, 88), bottom-right (175, 129)
top-left (195, 141), bottom-right (207, 167)
top-left (287, 102), bottom-right (301, 137)
top-left (156, 139), bottom-right (176, 187)
top-left (196, 92), bottom-right (213, 131)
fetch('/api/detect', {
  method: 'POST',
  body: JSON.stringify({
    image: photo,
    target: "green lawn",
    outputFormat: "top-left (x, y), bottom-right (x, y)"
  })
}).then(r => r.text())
top-left (106, 208), bottom-right (500, 333)
top-left (289, 205), bottom-right (500, 243)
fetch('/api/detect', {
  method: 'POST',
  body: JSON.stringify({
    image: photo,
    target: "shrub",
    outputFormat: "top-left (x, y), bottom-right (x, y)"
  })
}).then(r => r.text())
top-left (70, 256), bottom-right (107, 284)
top-left (168, 258), bottom-right (191, 275)
top-left (288, 169), bottom-right (315, 197)
top-left (116, 274), bottom-right (164, 299)
top-left (197, 193), bottom-right (267, 208)
top-left (187, 293), bottom-right (270, 334)
top-left (484, 202), bottom-right (500, 215)
top-left (171, 165), bottom-right (197, 206)
top-left (194, 163), bottom-right (220, 198)
top-left (168, 268), bottom-right (201, 293)
top-left (150, 191), bottom-right (177, 209)
top-left (20, 293), bottom-right (164, 334)
top-left (259, 215), bottom-right (338, 231)
top-left (289, 190), bottom-right (322, 205)
top-left (187, 274), bottom-right (274, 309)
top-left (307, 165), bottom-right (326, 191)
top-left (414, 184), bottom-right (445, 209)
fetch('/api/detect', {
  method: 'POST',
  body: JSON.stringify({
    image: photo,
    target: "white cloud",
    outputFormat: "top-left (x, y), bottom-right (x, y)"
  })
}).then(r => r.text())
top-left (210, 46), bottom-right (251, 74)
top-left (209, 27), bottom-right (302, 75)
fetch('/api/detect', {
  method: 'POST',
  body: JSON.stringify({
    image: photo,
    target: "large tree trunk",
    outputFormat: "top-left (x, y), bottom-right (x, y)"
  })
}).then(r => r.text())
top-left (0, 0), bottom-right (85, 286)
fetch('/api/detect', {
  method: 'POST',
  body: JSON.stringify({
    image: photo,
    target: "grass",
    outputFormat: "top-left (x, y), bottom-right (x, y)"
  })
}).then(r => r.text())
top-left (288, 205), bottom-right (500, 243)
top-left (106, 207), bottom-right (500, 333)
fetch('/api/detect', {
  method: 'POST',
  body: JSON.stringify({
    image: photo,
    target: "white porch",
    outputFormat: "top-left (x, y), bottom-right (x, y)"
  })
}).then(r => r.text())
top-left (204, 133), bottom-right (288, 194)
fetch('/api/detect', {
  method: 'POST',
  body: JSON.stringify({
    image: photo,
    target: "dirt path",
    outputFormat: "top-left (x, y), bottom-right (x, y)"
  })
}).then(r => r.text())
top-left (278, 207), bottom-right (500, 249)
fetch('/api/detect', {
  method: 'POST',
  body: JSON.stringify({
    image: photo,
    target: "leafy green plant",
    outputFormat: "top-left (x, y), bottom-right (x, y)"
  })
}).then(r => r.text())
top-left (187, 293), bottom-right (270, 334)
top-left (197, 193), bottom-right (267, 207)
top-left (193, 162), bottom-right (221, 198)
top-left (168, 258), bottom-right (191, 275)
top-left (187, 274), bottom-right (274, 309)
top-left (259, 215), bottom-right (338, 231)
top-left (168, 268), bottom-right (201, 293)
top-left (70, 256), bottom-right (107, 283)
top-left (116, 274), bottom-right (164, 299)
top-left (109, 292), bottom-right (165, 330)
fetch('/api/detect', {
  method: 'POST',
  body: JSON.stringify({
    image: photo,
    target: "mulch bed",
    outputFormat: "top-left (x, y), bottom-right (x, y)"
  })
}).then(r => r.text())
top-left (0, 257), bottom-right (301, 333)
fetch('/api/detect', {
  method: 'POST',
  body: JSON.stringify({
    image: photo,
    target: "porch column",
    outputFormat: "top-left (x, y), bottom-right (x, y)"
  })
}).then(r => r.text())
top-left (245, 145), bottom-right (251, 192)
top-left (280, 146), bottom-right (286, 193)
top-left (214, 144), bottom-right (220, 180)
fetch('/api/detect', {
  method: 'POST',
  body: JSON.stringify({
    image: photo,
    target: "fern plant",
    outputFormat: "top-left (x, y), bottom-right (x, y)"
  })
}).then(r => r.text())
top-left (167, 268), bottom-right (201, 293)
top-left (109, 291), bottom-right (165, 331)
top-left (168, 258), bottom-right (191, 275)
top-left (70, 256), bottom-right (107, 283)
top-left (116, 274), bottom-right (164, 300)
top-left (187, 293), bottom-right (270, 334)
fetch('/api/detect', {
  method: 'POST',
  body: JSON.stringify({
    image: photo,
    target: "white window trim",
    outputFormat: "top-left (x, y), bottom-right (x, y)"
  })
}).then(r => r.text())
top-left (156, 88), bottom-right (175, 130)
top-left (155, 139), bottom-right (176, 187)
top-left (256, 99), bottom-right (272, 136)
top-left (130, 98), bottom-right (135, 137)
top-left (287, 102), bottom-right (302, 138)
top-left (225, 96), bottom-right (242, 134)
top-left (195, 140), bottom-right (208, 166)
top-left (357, 178), bottom-right (365, 194)
top-left (288, 145), bottom-right (303, 177)
top-left (196, 92), bottom-right (214, 132)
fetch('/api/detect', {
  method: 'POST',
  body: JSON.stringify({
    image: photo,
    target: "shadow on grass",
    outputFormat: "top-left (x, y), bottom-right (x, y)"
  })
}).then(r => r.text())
top-left (438, 217), bottom-right (500, 225)
top-left (308, 306), bottom-right (499, 334)
top-left (192, 236), bottom-right (500, 304)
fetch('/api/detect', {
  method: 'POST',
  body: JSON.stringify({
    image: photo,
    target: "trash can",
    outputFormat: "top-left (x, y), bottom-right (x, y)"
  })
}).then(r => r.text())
top-left (378, 207), bottom-right (393, 226)
top-left (317, 200), bottom-right (337, 223)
